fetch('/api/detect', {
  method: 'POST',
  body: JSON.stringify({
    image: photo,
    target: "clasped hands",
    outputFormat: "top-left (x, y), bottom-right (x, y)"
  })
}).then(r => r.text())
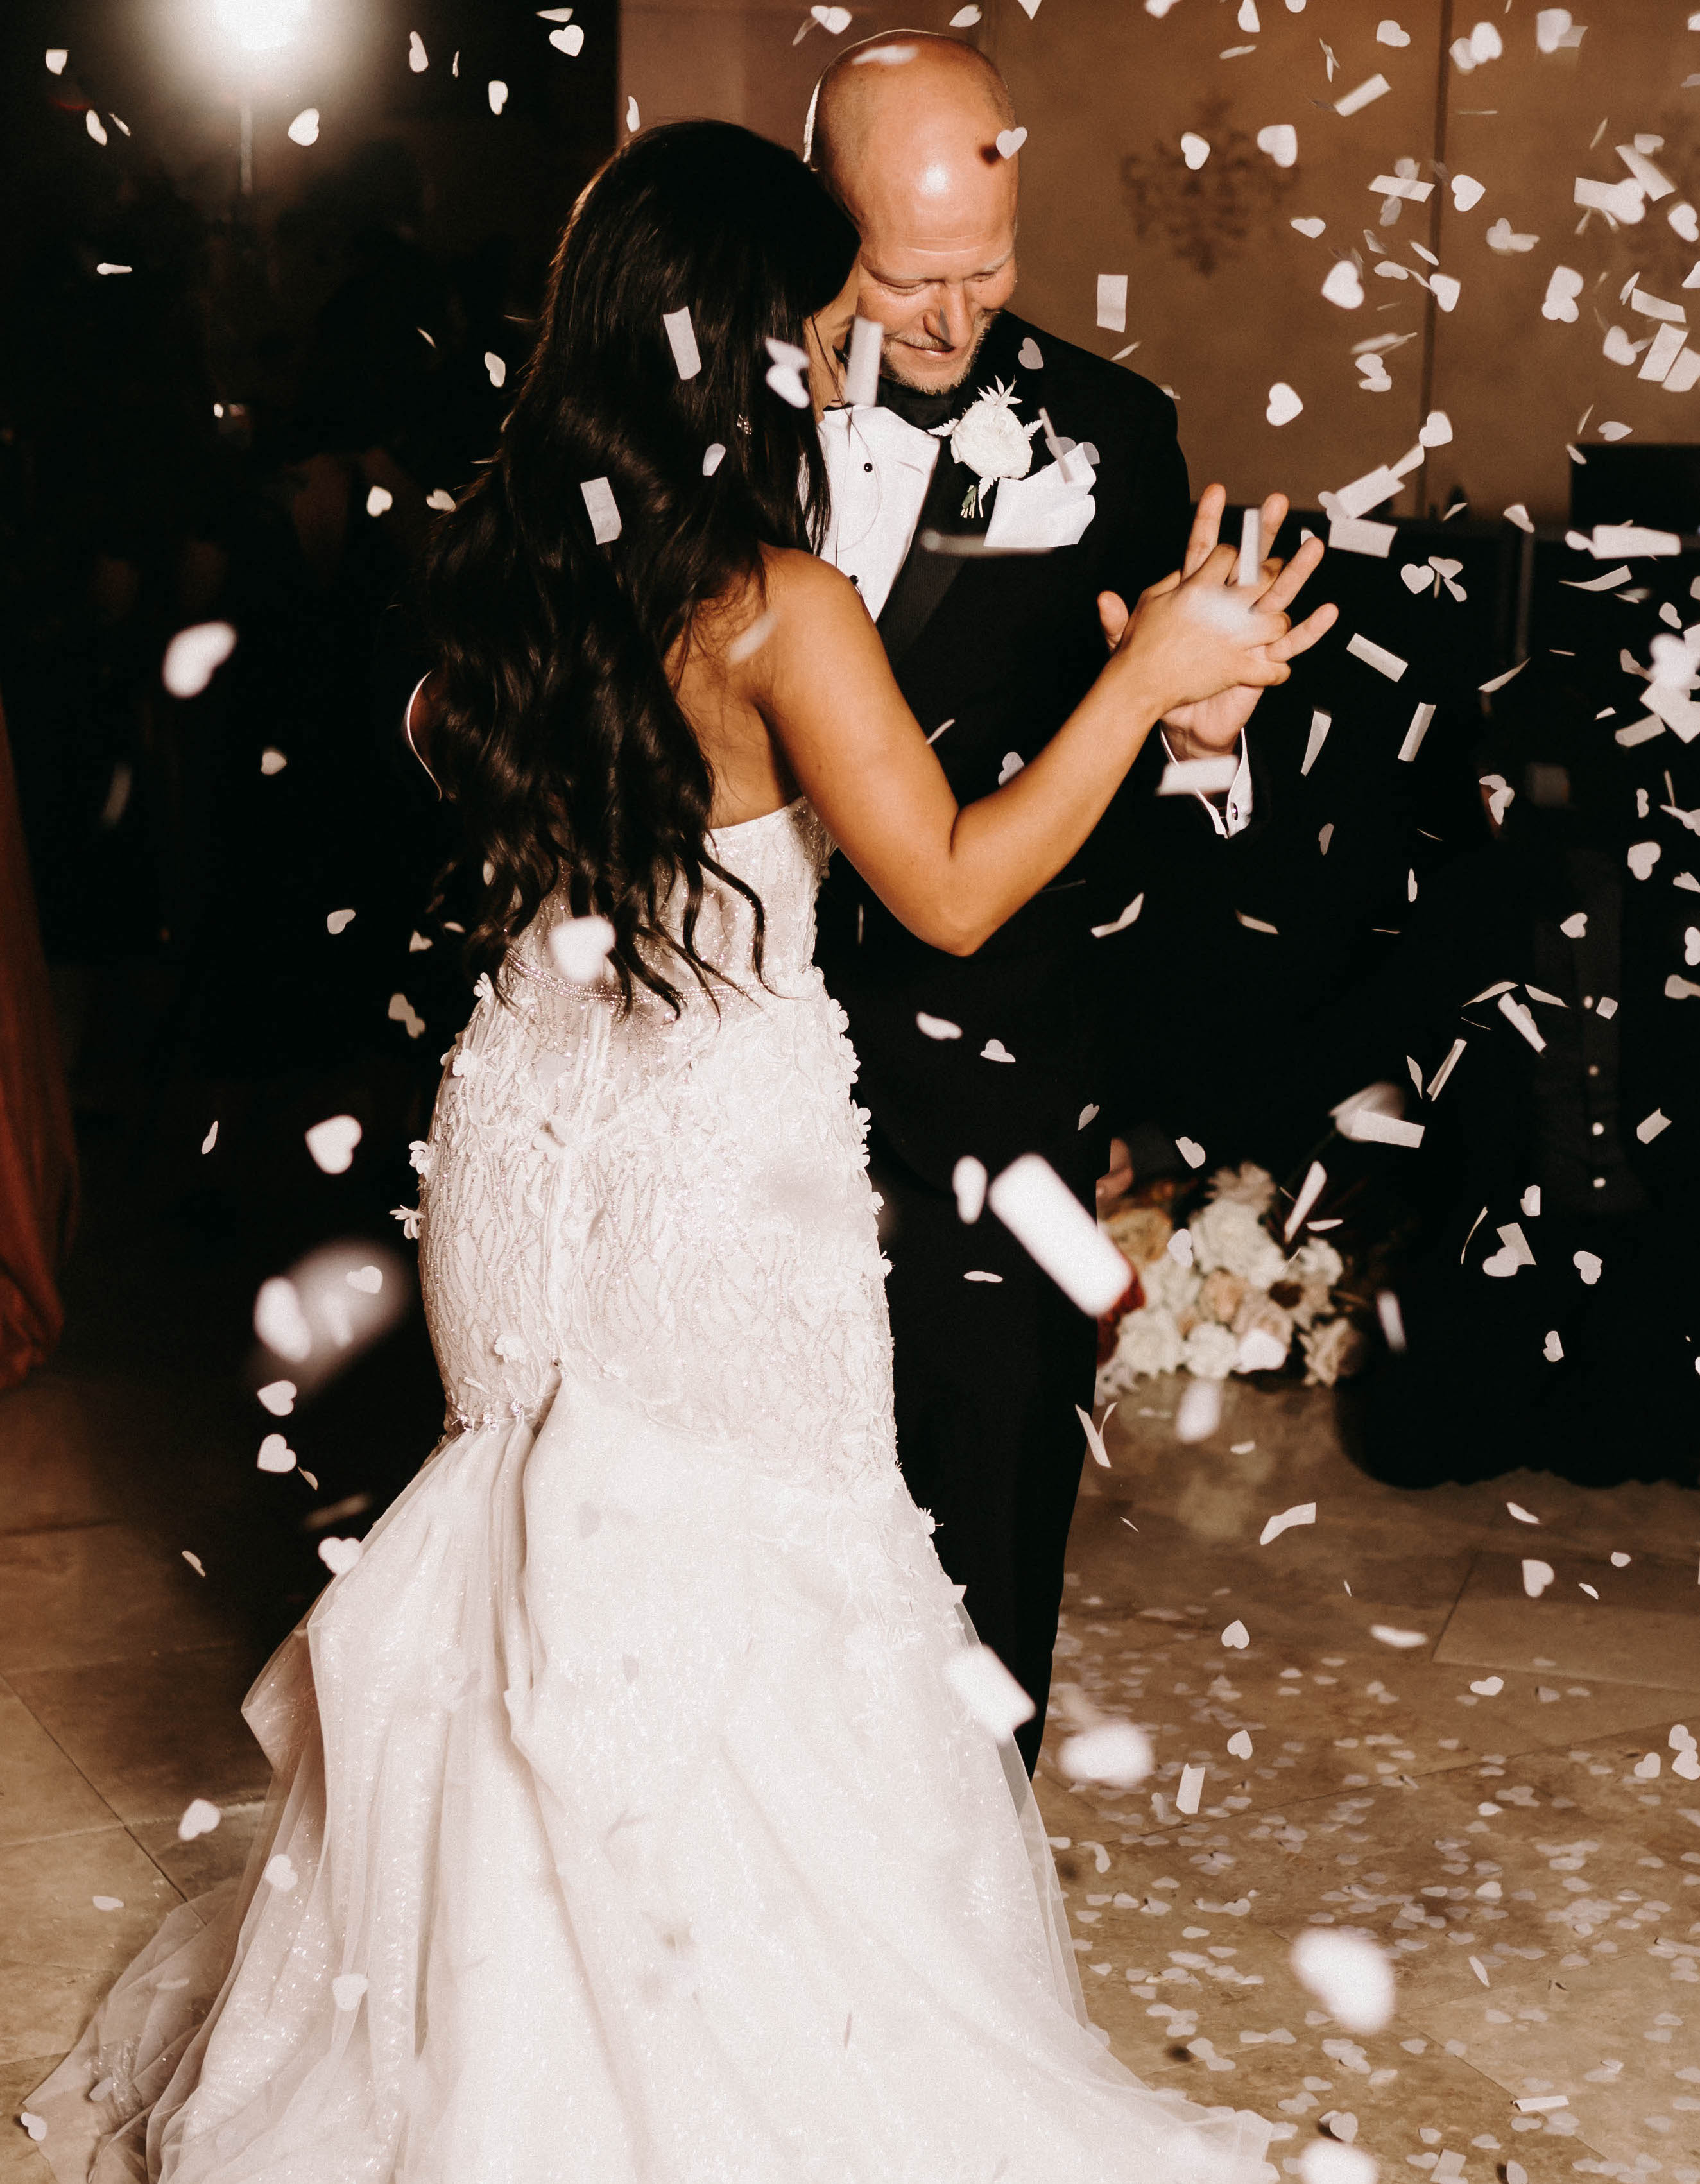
top-left (1097, 485), bottom-right (1338, 759)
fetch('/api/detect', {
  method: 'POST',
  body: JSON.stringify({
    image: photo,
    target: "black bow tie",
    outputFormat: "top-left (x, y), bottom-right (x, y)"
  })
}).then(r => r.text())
top-left (875, 375), bottom-right (965, 434)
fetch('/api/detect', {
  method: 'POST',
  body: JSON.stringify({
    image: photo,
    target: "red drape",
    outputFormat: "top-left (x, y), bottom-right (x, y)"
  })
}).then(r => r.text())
top-left (0, 696), bottom-right (77, 1390)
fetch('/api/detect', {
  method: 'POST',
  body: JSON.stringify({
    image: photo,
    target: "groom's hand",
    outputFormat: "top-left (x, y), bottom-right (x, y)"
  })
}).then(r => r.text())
top-left (1097, 485), bottom-right (1335, 755)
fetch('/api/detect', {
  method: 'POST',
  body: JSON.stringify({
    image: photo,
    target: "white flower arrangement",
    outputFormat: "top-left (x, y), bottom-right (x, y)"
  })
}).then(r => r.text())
top-left (943, 378), bottom-right (1042, 518)
top-left (1097, 1162), bottom-right (1367, 1401)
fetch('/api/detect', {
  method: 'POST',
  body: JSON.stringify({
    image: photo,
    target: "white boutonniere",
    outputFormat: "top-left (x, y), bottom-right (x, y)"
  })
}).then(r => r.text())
top-left (938, 377), bottom-right (1043, 519)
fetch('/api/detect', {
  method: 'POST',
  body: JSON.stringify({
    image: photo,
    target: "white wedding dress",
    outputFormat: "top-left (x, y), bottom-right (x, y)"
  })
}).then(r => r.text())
top-left (32, 800), bottom-right (1272, 2184)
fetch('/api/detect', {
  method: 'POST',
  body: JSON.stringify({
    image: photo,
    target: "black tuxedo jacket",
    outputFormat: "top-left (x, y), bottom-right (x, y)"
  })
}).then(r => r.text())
top-left (813, 309), bottom-right (1192, 1199)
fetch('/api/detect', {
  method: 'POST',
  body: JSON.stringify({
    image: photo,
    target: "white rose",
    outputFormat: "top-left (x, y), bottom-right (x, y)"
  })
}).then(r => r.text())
top-left (1301, 1316), bottom-right (1367, 1387)
top-left (1181, 1320), bottom-right (1239, 1380)
top-left (950, 385), bottom-right (1039, 484)
top-left (1140, 1255), bottom-right (1201, 1316)
top-left (1206, 1162), bottom-right (1278, 1216)
top-left (1189, 1198), bottom-right (1287, 1289)
top-left (1291, 1237), bottom-right (1344, 1290)
top-left (1101, 1305), bottom-right (1185, 1389)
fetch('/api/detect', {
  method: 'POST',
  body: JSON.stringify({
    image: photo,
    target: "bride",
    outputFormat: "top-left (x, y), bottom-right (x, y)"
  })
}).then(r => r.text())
top-left (31, 120), bottom-right (1332, 2181)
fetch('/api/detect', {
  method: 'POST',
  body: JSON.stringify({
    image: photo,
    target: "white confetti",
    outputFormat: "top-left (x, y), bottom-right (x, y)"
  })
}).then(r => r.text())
top-left (177, 1798), bottom-right (221, 1841)
top-left (1506, 1500), bottom-right (1540, 1524)
top-left (1221, 1618), bottom-right (1250, 1649)
top-left (19, 2110), bottom-right (46, 2142)
top-left (953, 1156), bottom-right (988, 1223)
top-left (408, 30), bottom-right (428, 71)
top-left (1076, 1402), bottom-right (1117, 1468)
top-left (1291, 1929), bottom-right (1395, 2031)
top-left (1090, 893), bottom-right (1144, 938)
top-left (1178, 1380), bottom-right (1224, 1444)
top-left (1097, 273), bottom-right (1128, 331)
top-left (264, 1853), bottom-right (298, 1891)
top-left (1635, 1107), bottom-right (1671, 1142)
top-left (1470, 1675), bottom-right (1504, 1695)
top-left (580, 477), bottom-right (622, 542)
top-left (1322, 260), bottom-right (1365, 310)
top-left (987, 1154), bottom-right (1132, 1314)
top-left (1346, 632), bottom-right (1407, 680)
top-left (1261, 1502), bottom-right (1316, 1545)
top-left (488, 80), bottom-right (509, 112)
top-left (485, 350), bottom-right (507, 389)
top-left (257, 1434), bottom-right (296, 1474)
top-left (258, 1379), bottom-right (296, 1415)
top-left (1522, 1558), bottom-right (1556, 1597)
top-left (1176, 1135), bottom-right (1207, 1169)
top-left (326, 907), bottom-right (356, 934)
top-left (1227, 1729), bottom-right (1254, 1759)
top-left (1061, 1721), bottom-right (1153, 1785)
top-left (1176, 1762), bottom-right (1206, 1814)
top-left (946, 1643), bottom-right (1035, 1739)
top-left (1573, 1250), bottom-right (1602, 1285)
top-left (547, 914), bottom-right (616, 984)
top-left (1257, 125), bottom-right (1298, 168)
top-left (1335, 74), bottom-right (1391, 116)
top-left (181, 1549), bottom-right (206, 1576)
top-left (86, 111), bottom-right (108, 145)
top-left (1180, 133), bottom-right (1210, 172)
top-left (332, 1972), bottom-right (369, 2010)
top-left (287, 108), bottom-right (319, 146)
top-left (162, 621), bottom-right (238, 700)
top-left (318, 1536), bottom-right (363, 1576)
top-left (916, 1012), bottom-right (962, 1041)
top-left (1370, 1624), bottom-right (1428, 1648)
top-left (305, 1115), bottom-right (362, 1174)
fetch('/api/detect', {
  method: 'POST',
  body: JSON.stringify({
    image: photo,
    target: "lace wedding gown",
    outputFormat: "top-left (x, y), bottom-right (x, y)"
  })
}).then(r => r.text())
top-left (31, 800), bottom-right (1273, 2184)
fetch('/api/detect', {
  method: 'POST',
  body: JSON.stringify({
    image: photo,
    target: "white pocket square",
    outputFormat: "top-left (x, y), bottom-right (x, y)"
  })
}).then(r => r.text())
top-left (985, 457), bottom-right (1097, 554)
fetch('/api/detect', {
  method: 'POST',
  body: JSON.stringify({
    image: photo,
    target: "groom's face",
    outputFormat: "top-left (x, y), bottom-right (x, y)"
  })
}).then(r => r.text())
top-left (847, 148), bottom-right (1018, 396)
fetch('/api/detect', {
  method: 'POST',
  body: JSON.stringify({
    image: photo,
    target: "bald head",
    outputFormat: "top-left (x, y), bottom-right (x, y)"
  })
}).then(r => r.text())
top-left (808, 33), bottom-right (1019, 395)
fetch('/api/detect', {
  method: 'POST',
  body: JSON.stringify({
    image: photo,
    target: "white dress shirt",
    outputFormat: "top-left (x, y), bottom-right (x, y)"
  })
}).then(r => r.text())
top-left (818, 400), bottom-right (1253, 834)
top-left (817, 404), bottom-right (939, 621)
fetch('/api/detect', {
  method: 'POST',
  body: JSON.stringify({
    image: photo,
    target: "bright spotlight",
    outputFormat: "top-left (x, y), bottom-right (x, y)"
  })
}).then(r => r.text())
top-left (214, 0), bottom-right (311, 54)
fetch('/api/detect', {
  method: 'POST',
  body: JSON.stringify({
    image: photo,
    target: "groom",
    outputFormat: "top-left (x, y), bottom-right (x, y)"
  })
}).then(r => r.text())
top-left (808, 33), bottom-right (1272, 1774)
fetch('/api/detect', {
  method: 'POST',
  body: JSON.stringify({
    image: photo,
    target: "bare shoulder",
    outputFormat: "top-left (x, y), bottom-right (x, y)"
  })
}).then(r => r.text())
top-left (759, 544), bottom-right (866, 625)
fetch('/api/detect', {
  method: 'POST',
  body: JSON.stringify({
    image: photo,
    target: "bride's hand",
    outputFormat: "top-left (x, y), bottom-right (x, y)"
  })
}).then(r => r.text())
top-left (1097, 485), bottom-right (1337, 741)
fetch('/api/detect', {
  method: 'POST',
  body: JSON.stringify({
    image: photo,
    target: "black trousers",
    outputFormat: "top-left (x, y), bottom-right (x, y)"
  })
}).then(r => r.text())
top-left (871, 1132), bottom-right (1100, 1777)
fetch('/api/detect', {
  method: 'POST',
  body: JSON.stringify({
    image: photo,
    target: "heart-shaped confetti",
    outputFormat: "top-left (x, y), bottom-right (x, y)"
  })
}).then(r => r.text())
top-left (980, 1038), bottom-right (1016, 1063)
top-left (1522, 1558), bottom-right (1555, 1597)
top-left (258, 1379), bottom-right (296, 1415)
top-left (1627, 839), bottom-right (1661, 879)
top-left (1220, 1619), bottom-right (1250, 1649)
top-left (256, 1434), bottom-right (296, 1474)
top-left (318, 1536), bottom-right (363, 1576)
top-left (1633, 1751), bottom-right (1661, 1779)
top-left (1266, 381), bottom-right (1303, 425)
top-left (1573, 1250), bottom-right (1602, 1285)
top-left (1542, 1329), bottom-right (1563, 1361)
top-left (177, 1797), bottom-right (221, 1840)
top-left (549, 22), bottom-right (585, 53)
top-left (162, 621), bottom-right (237, 700)
top-left (1542, 266), bottom-right (1583, 322)
top-left (1017, 336), bottom-right (1043, 369)
top-left (332, 1972), bottom-right (370, 2009)
top-left (1321, 260), bottom-right (1364, 310)
top-left (1180, 132), bottom-right (1210, 171)
top-left (1377, 18), bottom-right (1410, 44)
top-left (1291, 216), bottom-right (1327, 239)
top-left (1450, 173), bottom-right (1484, 211)
top-left (305, 1115), bottom-right (363, 1174)
top-left (1399, 563), bottom-right (1430, 594)
top-left (918, 1013), bottom-right (961, 1041)
top-left (260, 746), bottom-right (288, 775)
top-left (1255, 124), bottom-right (1296, 168)
top-left (1470, 1675), bottom-right (1504, 1696)
top-left (995, 126), bottom-right (1027, 160)
top-left (325, 907), bottom-right (356, 935)
top-left (950, 3), bottom-right (981, 19)
top-left (1226, 1729), bottom-right (1253, 1758)
top-left (811, 3), bottom-right (852, 26)
top-left (952, 1155), bottom-right (987, 1223)
top-left (92, 1895), bottom-right (123, 1911)
top-left (1670, 200), bottom-right (1699, 243)
top-left (264, 1853), bottom-right (298, 1891)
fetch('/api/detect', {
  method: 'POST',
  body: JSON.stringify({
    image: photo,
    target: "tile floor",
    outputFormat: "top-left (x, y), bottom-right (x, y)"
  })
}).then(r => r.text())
top-left (3, 1341), bottom-right (1697, 2180)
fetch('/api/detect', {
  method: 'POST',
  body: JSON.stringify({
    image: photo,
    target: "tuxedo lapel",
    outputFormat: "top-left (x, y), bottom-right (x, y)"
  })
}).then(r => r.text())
top-left (873, 443), bottom-right (985, 666)
top-left (872, 319), bottom-right (1024, 668)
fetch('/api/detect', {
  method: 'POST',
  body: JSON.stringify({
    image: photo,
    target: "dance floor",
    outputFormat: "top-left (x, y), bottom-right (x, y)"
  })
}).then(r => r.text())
top-left (3, 1163), bottom-right (1697, 2180)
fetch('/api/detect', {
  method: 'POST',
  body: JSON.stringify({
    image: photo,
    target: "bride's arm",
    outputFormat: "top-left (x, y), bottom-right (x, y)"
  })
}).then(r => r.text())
top-left (749, 503), bottom-right (1332, 957)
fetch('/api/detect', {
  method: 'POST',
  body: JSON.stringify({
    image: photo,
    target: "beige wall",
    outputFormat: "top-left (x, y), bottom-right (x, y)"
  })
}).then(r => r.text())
top-left (621, 0), bottom-right (1700, 526)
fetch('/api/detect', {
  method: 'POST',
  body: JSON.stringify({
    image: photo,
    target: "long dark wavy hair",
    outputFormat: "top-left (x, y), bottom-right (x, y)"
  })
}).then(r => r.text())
top-left (419, 121), bottom-right (859, 1009)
